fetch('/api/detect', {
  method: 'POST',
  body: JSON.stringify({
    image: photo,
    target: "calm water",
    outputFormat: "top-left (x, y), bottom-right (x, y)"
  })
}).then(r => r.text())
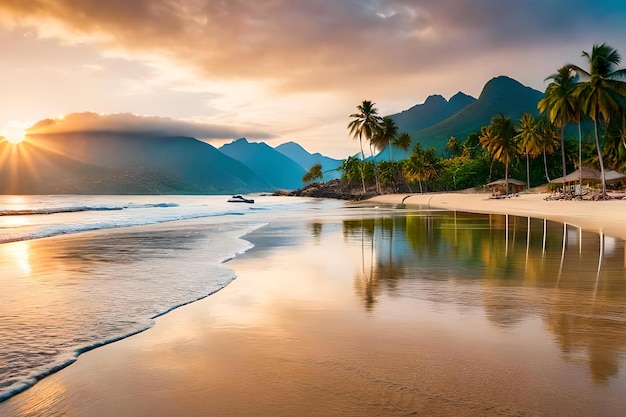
top-left (0, 196), bottom-right (625, 414)
top-left (0, 195), bottom-right (345, 402)
top-left (341, 210), bottom-right (626, 387)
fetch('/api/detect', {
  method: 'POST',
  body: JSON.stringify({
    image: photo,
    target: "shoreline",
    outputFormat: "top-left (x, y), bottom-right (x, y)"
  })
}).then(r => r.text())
top-left (366, 191), bottom-right (626, 240)
top-left (1, 195), bottom-right (625, 416)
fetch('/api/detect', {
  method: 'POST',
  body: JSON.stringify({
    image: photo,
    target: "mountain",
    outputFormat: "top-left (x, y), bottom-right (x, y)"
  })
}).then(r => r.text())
top-left (220, 138), bottom-right (307, 190)
top-left (388, 92), bottom-right (476, 134)
top-left (407, 76), bottom-right (544, 154)
top-left (275, 142), bottom-right (342, 181)
top-left (2, 133), bottom-right (270, 194)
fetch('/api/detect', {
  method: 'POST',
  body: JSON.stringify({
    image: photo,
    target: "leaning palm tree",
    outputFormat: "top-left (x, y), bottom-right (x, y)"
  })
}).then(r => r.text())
top-left (516, 113), bottom-right (541, 189)
top-left (348, 100), bottom-right (381, 193)
top-left (538, 66), bottom-right (578, 181)
top-left (480, 114), bottom-right (518, 195)
top-left (569, 43), bottom-right (626, 198)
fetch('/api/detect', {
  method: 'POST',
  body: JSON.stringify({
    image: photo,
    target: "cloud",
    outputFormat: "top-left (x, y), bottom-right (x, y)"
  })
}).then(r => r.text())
top-left (26, 112), bottom-right (274, 141)
top-left (2, 0), bottom-right (625, 95)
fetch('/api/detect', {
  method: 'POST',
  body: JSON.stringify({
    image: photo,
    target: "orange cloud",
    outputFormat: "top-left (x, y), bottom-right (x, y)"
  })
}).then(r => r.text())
top-left (26, 112), bottom-right (274, 140)
top-left (4, 0), bottom-right (622, 96)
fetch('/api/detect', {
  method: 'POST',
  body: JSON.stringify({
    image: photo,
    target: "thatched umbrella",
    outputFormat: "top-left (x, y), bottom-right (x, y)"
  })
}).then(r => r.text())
top-left (550, 166), bottom-right (601, 184)
top-left (487, 178), bottom-right (526, 195)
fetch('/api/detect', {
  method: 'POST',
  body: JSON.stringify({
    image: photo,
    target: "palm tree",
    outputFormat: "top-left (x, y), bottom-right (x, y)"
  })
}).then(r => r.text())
top-left (480, 125), bottom-right (498, 182)
top-left (302, 163), bottom-right (323, 184)
top-left (403, 144), bottom-right (440, 193)
top-left (603, 114), bottom-right (626, 172)
top-left (516, 113), bottom-right (540, 189)
top-left (569, 43), bottom-right (626, 198)
top-left (538, 66), bottom-right (578, 181)
top-left (479, 114), bottom-right (518, 195)
top-left (535, 118), bottom-right (560, 182)
top-left (393, 132), bottom-right (412, 191)
top-left (372, 117), bottom-right (399, 161)
top-left (348, 100), bottom-right (381, 193)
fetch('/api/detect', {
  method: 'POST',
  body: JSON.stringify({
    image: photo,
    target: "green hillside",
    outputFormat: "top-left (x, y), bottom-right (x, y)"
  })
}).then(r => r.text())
top-left (391, 76), bottom-right (544, 159)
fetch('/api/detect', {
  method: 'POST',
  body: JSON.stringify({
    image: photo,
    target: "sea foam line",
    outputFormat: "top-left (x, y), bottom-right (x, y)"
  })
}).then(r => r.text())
top-left (0, 222), bottom-right (267, 404)
top-left (0, 210), bottom-right (246, 245)
top-left (0, 202), bottom-right (180, 217)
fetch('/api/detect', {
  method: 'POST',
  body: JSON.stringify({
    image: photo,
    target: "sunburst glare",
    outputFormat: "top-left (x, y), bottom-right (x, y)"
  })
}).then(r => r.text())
top-left (1, 121), bottom-right (30, 144)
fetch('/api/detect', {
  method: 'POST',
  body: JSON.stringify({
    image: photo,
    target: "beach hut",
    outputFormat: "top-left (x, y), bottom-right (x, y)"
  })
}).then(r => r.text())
top-left (549, 166), bottom-right (601, 185)
top-left (487, 178), bottom-right (526, 196)
top-left (605, 170), bottom-right (626, 184)
top-left (550, 167), bottom-right (626, 186)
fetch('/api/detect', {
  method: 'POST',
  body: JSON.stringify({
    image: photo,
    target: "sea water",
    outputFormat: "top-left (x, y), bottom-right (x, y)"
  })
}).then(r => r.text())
top-left (0, 194), bottom-right (346, 402)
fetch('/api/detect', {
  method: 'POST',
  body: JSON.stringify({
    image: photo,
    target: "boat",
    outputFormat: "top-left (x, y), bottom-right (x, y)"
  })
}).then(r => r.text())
top-left (227, 195), bottom-right (255, 204)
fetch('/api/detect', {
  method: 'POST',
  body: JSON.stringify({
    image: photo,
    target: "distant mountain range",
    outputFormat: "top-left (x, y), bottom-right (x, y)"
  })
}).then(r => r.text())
top-left (0, 75), bottom-right (548, 194)
top-left (387, 76), bottom-right (544, 159)
top-left (274, 142), bottom-right (342, 181)
top-left (0, 132), bottom-right (342, 194)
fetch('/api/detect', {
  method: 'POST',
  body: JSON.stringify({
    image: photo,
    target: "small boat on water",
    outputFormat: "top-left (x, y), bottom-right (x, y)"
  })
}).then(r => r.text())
top-left (227, 195), bottom-right (255, 204)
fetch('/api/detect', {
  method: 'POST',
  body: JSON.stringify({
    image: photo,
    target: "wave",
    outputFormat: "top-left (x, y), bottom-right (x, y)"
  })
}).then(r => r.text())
top-left (0, 202), bottom-right (180, 217)
top-left (0, 210), bottom-right (247, 245)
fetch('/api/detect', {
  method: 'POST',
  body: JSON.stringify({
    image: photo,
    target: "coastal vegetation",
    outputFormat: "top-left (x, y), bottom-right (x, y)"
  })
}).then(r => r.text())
top-left (341, 43), bottom-right (626, 198)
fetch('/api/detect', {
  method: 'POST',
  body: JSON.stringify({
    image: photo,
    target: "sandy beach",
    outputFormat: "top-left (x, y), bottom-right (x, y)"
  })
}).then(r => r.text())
top-left (1, 193), bottom-right (625, 417)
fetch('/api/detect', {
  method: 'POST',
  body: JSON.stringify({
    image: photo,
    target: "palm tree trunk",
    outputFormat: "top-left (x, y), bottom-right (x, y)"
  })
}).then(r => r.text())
top-left (505, 162), bottom-right (509, 196)
top-left (526, 154), bottom-right (530, 190)
top-left (578, 120), bottom-right (582, 192)
top-left (369, 143), bottom-right (381, 194)
top-left (488, 157), bottom-right (495, 182)
top-left (543, 150), bottom-right (551, 182)
top-left (359, 137), bottom-right (366, 193)
top-left (593, 119), bottom-right (607, 198)
top-left (560, 125), bottom-right (567, 181)
top-left (418, 180), bottom-right (423, 194)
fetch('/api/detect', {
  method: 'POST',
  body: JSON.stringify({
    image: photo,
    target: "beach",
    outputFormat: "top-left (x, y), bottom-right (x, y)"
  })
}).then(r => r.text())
top-left (1, 193), bottom-right (626, 417)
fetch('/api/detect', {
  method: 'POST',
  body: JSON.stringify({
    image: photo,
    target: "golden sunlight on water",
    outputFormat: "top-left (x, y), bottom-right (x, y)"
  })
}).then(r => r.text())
top-left (0, 241), bottom-right (32, 276)
top-left (0, 211), bottom-right (625, 417)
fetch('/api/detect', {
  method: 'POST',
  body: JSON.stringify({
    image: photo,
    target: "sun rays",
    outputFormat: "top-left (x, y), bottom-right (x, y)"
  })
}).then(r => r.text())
top-left (1, 120), bottom-right (29, 144)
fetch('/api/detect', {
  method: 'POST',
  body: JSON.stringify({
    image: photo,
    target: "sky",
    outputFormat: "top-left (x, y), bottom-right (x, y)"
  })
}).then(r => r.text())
top-left (1, 1), bottom-right (626, 159)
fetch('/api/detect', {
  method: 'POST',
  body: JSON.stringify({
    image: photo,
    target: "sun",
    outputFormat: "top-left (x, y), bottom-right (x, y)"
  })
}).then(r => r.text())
top-left (1, 121), bottom-right (29, 144)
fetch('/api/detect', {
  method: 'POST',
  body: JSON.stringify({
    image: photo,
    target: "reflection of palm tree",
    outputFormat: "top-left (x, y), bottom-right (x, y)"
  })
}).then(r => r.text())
top-left (348, 100), bottom-right (382, 193)
top-left (538, 66), bottom-right (578, 181)
top-left (569, 43), bottom-right (626, 198)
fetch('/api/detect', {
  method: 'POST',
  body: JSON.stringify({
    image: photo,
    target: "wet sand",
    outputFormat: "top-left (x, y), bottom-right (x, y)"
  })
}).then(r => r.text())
top-left (1, 196), bottom-right (626, 416)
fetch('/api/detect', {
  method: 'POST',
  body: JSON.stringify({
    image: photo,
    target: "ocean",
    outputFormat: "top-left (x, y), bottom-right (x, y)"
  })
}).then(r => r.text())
top-left (2, 195), bottom-right (626, 416)
top-left (0, 194), bottom-right (346, 402)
